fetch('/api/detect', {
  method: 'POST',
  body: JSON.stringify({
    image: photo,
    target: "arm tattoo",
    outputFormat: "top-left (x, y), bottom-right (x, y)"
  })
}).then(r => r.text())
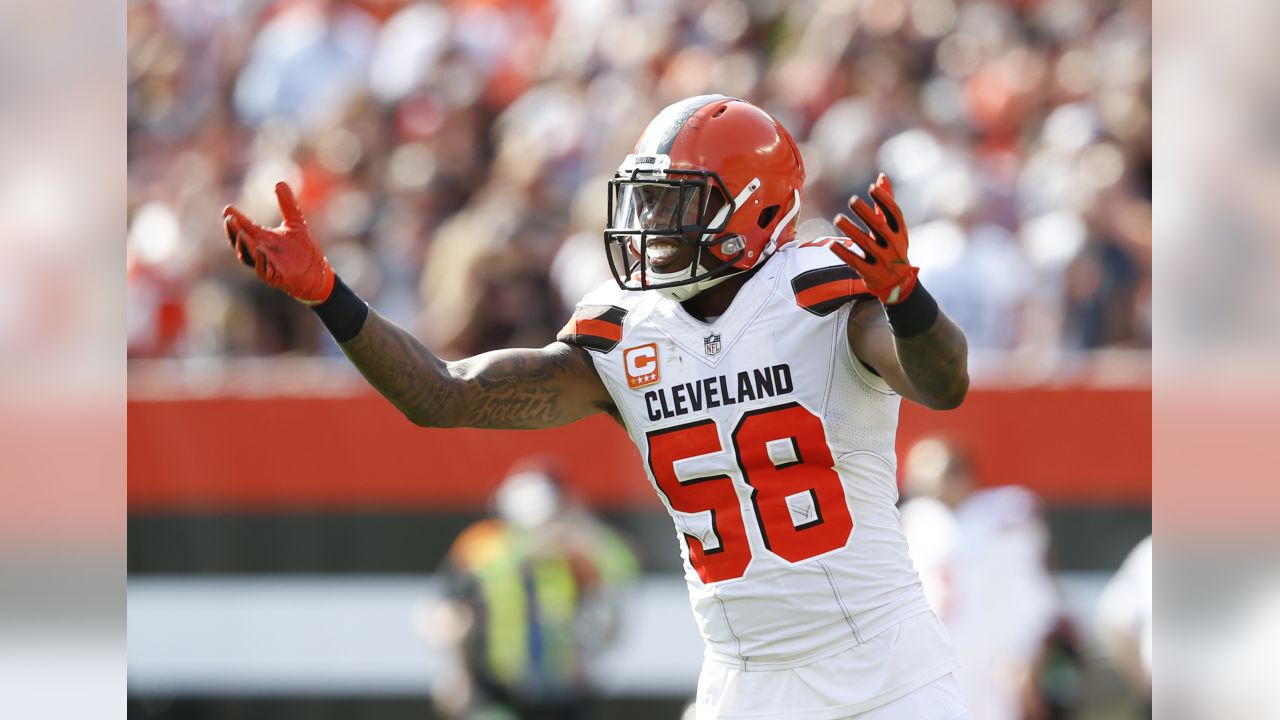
top-left (850, 302), bottom-right (969, 410)
top-left (338, 310), bottom-right (610, 429)
top-left (450, 345), bottom-right (598, 429)
top-left (339, 310), bottom-right (459, 424)
top-left (894, 312), bottom-right (969, 410)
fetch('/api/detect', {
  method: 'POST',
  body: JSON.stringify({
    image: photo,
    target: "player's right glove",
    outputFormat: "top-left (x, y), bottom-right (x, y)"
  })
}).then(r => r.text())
top-left (828, 173), bottom-right (919, 306)
top-left (222, 182), bottom-right (335, 305)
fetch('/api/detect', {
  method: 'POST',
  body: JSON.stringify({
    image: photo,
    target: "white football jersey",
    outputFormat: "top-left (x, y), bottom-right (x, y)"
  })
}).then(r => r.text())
top-left (560, 242), bottom-right (952, 674)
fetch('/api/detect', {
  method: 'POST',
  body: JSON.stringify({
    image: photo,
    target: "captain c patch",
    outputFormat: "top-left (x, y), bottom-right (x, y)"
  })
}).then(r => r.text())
top-left (623, 343), bottom-right (660, 389)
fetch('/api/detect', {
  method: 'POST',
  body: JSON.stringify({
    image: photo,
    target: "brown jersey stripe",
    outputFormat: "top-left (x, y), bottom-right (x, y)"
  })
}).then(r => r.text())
top-left (558, 331), bottom-right (619, 352)
top-left (592, 305), bottom-right (628, 326)
top-left (795, 280), bottom-right (863, 315)
top-left (791, 264), bottom-right (861, 293)
top-left (793, 276), bottom-right (872, 316)
top-left (557, 305), bottom-right (628, 352)
top-left (793, 265), bottom-right (871, 315)
top-left (795, 278), bottom-right (865, 307)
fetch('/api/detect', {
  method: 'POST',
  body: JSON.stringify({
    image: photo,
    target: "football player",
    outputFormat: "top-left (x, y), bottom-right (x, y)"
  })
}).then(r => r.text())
top-left (223, 95), bottom-right (972, 719)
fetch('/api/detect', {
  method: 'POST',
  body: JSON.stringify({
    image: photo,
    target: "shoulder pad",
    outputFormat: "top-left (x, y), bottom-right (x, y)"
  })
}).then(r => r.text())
top-left (558, 304), bottom-right (627, 352)
top-left (556, 279), bottom-right (641, 353)
top-left (778, 240), bottom-right (873, 316)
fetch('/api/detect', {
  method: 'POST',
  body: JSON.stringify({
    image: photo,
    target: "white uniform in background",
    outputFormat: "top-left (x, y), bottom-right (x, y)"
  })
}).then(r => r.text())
top-left (901, 486), bottom-right (1058, 720)
top-left (1095, 534), bottom-right (1151, 688)
top-left (560, 242), bottom-right (964, 719)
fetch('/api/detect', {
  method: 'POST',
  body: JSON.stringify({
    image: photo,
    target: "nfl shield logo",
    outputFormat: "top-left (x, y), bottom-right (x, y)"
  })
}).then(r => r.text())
top-left (703, 334), bottom-right (721, 356)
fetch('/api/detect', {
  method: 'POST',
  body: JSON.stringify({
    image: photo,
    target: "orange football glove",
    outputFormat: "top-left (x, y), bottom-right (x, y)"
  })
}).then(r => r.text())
top-left (222, 182), bottom-right (335, 305)
top-left (828, 174), bottom-right (919, 306)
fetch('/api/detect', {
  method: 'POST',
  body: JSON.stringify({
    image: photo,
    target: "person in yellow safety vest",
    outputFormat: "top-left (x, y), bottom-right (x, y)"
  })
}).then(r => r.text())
top-left (423, 460), bottom-right (640, 720)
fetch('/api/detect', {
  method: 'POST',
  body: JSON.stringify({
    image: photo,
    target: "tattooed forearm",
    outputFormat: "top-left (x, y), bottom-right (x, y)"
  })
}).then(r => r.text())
top-left (848, 300), bottom-right (969, 411)
top-left (336, 310), bottom-right (610, 429)
top-left (338, 309), bottom-right (460, 425)
top-left (466, 389), bottom-right (561, 426)
top-left (449, 344), bottom-right (597, 429)
top-left (894, 312), bottom-right (969, 410)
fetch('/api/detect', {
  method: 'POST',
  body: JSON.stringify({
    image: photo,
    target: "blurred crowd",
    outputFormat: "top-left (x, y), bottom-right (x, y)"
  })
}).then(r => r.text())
top-left (127, 0), bottom-right (1151, 368)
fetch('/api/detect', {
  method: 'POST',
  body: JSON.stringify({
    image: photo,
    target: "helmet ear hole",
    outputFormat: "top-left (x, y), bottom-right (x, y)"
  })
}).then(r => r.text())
top-left (757, 204), bottom-right (781, 229)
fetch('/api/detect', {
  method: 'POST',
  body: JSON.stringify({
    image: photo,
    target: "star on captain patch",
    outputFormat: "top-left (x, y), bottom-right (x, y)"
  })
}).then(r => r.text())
top-left (703, 333), bottom-right (721, 356)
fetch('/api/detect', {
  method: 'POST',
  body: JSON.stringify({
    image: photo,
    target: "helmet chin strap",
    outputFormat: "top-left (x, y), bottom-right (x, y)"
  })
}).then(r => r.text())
top-left (652, 266), bottom-right (739, 302)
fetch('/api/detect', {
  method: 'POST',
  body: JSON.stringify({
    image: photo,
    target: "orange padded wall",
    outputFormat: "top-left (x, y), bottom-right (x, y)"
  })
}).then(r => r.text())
top-left (128, 385), bottom-right (1150, 511)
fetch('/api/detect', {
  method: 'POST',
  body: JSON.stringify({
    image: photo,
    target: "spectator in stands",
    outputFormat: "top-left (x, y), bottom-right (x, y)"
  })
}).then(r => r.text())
top-left (419, 458), bottom-right (638, 720)
top-left (126, 0), bottom-right (1151, 363)
top-left (233, 0), bottom-right (377, 130)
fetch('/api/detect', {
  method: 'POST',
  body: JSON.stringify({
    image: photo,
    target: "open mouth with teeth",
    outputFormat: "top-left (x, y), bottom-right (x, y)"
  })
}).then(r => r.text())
top-left (634, 238), bottom-right (696, 274)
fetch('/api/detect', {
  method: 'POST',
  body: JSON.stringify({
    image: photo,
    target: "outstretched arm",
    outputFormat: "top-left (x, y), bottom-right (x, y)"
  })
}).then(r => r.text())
top-left (222, 182), bottom-right (615, 429)
top-left (340, 310), bottom-right (613, 428)
top-left (828, 174), bottom-right (969, 410)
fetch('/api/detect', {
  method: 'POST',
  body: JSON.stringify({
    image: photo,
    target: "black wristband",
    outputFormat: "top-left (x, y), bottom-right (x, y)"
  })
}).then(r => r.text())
top-left (884, 282), bottom-right (939, 338)
top-left (311, 276), bottom-right (369, 343)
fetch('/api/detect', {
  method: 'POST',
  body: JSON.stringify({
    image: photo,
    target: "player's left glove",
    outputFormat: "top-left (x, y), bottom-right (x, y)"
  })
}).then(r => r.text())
top-left (828, 173), bottom-right (919, 306)
top-left (222, 182), bottom-right (335, 305)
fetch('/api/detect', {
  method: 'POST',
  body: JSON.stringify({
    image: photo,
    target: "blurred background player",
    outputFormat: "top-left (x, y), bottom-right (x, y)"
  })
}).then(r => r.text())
top-left (900, 436), bottom-right (1067, 720)
top-left (418, 459), bottom-right (639, 720)
top-left (1094, 534), bottom-right (1151, 717)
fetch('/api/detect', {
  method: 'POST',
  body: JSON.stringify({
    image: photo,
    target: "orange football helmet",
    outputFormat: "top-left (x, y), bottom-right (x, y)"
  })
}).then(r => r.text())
top-left (605, 95), bottom-right (805, 300)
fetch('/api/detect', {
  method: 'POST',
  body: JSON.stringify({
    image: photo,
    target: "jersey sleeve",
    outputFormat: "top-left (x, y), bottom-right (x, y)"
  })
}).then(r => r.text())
top-left (556, 279), bottom-right (633, 353)
top-left (781, 240), bottom-right (874, 316)
top-left (557, 304), bottom-right (627, 352)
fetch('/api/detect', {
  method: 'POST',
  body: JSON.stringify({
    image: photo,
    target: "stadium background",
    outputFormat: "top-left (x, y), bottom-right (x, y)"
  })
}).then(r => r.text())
top-left (126, 0), bottom-right (1151, 717)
